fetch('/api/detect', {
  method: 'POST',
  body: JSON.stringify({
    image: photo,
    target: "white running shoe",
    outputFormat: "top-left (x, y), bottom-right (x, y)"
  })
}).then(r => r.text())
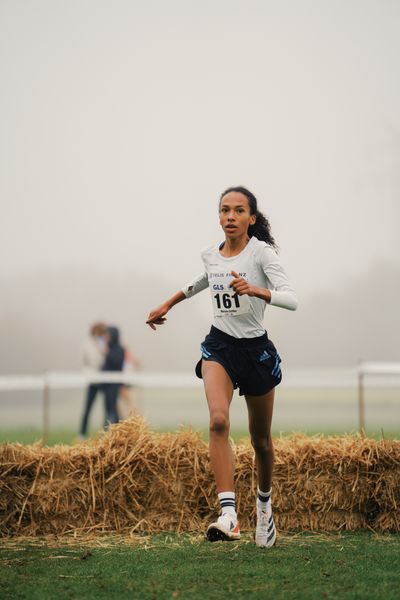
top-left (255, 509), bottom-right (277, 548)
top-left (206, 513), bottom-right (241, 542)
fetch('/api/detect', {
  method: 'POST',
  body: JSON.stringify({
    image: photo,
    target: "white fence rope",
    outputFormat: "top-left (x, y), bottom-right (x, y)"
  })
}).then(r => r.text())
top-left (358, 362), bottom-right (400, 376)
top-left (0, 371), bottom-right (204, 392)
top-left (0, 363), bottom-right (399, 392)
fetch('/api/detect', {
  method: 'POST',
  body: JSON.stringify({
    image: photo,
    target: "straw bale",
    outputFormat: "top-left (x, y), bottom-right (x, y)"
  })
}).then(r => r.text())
top-left (1, 416), bottom-right (399, 537)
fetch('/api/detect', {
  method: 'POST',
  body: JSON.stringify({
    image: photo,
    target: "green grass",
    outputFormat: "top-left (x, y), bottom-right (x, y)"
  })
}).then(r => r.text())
top-left (0, 532), bottom-right (399, 599)
top-left (0, 427), bottom-right (398, 447)
top-left (0, 428), bottom-right (81, 446)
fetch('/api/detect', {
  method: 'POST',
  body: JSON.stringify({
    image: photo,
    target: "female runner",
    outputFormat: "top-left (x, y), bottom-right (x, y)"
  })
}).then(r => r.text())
top-left (146, 186), bottom-right (298, 547)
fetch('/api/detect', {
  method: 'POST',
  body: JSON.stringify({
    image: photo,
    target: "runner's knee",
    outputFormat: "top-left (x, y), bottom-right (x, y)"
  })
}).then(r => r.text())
top-left (209, 412), bottom-right (230, 435)
top-left (251, 435), bottom-right (273, 456)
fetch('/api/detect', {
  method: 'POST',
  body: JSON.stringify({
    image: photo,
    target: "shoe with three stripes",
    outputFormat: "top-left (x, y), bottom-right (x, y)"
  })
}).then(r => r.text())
top-left (255, 509), bottom-right (277, 548)
top-left (206, 513), bottom-right (241, 542)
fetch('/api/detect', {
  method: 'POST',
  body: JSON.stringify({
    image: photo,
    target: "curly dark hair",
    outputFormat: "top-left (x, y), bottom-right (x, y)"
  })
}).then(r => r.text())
top-left (219, 186), bottom-right (278, 250)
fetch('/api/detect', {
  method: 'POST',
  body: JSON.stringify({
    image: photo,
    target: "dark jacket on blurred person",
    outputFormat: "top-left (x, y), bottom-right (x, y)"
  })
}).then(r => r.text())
top-left (102, 326), bottom-right (125, 427)
top-left (102, 326), bottom-right (125, 373)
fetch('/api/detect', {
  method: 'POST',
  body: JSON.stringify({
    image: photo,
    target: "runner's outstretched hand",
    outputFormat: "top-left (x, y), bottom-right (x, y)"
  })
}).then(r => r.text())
top-left (146, 291), bottom-right (186, 330)
top-left (146, 305), bottom-right (169, 330)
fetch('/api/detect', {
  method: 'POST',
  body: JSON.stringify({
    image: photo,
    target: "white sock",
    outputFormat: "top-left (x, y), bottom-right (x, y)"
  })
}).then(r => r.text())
top-left (218, 491), bottom-right (236, 518)
top-left (257, 487), bottom-right (271, 513)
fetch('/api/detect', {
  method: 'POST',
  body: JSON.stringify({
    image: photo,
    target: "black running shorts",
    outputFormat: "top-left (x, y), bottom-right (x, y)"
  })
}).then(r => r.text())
top-left (195, 325), bottom-right (282, 396)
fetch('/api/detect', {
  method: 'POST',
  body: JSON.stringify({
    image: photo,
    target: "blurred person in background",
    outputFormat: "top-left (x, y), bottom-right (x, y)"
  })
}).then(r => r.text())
top-left (102, 325), bottom-right (125, 427)
top-left (79, 321), bottom-right (107, 439)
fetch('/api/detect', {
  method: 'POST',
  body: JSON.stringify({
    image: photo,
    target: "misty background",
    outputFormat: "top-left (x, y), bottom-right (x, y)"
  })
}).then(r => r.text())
top-left (1, 0), bottom-right (400, 377)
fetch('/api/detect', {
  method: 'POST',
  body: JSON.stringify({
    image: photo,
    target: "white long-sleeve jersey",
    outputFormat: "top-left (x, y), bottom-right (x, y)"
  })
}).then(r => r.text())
top-left (182, 236), bottom-right (298, 338)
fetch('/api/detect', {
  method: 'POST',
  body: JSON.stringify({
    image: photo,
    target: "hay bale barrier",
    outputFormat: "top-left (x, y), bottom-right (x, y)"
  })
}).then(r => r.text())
top-left (1, 415), bottom-right (399, 537)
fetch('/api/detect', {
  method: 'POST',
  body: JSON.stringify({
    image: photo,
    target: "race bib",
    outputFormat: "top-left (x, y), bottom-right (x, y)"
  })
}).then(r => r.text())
top-left (210, 281), bottom-right (250, 317)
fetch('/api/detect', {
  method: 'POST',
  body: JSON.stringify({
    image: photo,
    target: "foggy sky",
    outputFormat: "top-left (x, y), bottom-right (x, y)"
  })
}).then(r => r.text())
top-left (1, 1), bottom-right (400, 372)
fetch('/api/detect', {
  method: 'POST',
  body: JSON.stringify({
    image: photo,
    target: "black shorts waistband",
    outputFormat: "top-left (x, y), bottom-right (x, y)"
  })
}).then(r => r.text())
top-left (209, 325), bottom-right (268, 347)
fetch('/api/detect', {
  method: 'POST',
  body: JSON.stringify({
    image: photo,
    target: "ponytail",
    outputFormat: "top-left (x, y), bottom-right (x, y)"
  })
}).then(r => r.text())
top-left (219, 186), bottom-right (278, 251)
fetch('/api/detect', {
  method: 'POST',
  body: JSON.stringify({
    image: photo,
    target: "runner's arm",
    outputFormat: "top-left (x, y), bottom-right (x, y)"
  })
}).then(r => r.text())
top-left (260, 247), bottom-right (298, 310)
top-left (230, 251), bottom-right (298, 311)
top-left (146, 273), bottom-right (208, 330)
top-left (146, 291), bottom-right (186, 330)
top-left (181, 272), bottom-right (209, 298)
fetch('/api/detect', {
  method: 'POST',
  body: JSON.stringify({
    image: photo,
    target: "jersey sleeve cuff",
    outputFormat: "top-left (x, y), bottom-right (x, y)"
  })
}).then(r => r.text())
top-left (269, 290), bottom-right (299, 311)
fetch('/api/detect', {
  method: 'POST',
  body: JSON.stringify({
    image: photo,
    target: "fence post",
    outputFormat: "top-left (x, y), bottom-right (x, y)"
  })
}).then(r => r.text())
top-left (357, 366), bottom-right (365, 435)
top-left (43, 372), bottom-right (50, 445)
